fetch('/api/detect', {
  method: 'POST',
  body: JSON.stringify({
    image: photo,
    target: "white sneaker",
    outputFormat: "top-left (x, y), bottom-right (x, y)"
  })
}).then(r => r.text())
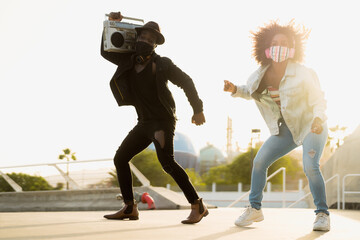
top-left (313, 213), bottom-right (330, 231)
top-left (234, 206), bottom-right (264, 227)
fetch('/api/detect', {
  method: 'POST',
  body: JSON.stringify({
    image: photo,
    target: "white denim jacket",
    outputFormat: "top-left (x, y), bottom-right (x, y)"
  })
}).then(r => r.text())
top-left (232, 61), bottom-right (327, 145)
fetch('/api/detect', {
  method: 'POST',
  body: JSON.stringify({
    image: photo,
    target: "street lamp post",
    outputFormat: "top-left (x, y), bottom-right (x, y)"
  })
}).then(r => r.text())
top-left (250, 129), bottom-right (261, 172)
top-left (58, 148), bottom-right (77, 190)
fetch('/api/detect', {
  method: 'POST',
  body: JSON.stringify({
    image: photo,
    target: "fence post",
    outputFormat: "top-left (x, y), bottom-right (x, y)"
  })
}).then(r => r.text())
top-left (266, 182), bottom-right (272, 192)
top-left (282, 168), bottom-right (286, 208)
top-left (238, 183), bottom-right (242, 192)
top-left (212, 182), bottom-right (216, 193)
top-left (298, 179), bottom-right (303, 191)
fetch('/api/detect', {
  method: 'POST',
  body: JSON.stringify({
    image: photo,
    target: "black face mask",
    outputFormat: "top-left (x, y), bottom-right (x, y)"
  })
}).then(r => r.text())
top-left (135, 41), bottom-right (154, 63)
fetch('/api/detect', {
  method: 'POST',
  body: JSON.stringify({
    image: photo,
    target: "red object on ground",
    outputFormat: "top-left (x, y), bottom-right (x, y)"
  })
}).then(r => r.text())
top-left (141, 192), bottom-right (156, 209)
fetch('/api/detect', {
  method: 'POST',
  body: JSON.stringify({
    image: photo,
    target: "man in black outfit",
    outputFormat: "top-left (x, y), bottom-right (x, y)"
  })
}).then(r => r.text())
top-left (101, 12), bottom-right (208, 224)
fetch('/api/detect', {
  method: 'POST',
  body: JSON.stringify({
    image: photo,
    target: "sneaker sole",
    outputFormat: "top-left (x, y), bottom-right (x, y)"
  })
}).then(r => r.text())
top-left (104, 216), bottom-right (139, 220)
top-left (313, 226), bottom-right (330, 231)
top-left (235, 216), bottom-right (264, 227)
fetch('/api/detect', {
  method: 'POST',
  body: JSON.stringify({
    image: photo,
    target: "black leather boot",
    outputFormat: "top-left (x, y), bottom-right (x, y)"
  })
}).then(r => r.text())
top-left (181, 198), bottom-right (209, 224)
top-left (104, 200), bottom-right (139, 220)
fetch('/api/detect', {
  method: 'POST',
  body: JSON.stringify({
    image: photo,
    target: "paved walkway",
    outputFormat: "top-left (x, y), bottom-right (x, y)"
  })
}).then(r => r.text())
top-left (1, 208), bottom-right (360, 240)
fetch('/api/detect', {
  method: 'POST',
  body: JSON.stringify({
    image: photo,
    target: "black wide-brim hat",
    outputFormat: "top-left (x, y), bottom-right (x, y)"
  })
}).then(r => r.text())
top-left (135, 21), bottom-right (165, 45)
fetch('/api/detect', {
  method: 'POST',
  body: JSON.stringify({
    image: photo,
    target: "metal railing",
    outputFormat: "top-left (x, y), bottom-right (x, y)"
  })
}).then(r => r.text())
top-left (227, 167), bottom-right (286, 208)
top-left (0, 170), bottom-right (23, 192)
top-left (342, 174), bottom-right (360, 210)
top-left (2, 160), bottom-right (359, 210)
top-left (287, 173), bottom-right (340, 209)
top-left (0, 158), bottom-right (150, 192)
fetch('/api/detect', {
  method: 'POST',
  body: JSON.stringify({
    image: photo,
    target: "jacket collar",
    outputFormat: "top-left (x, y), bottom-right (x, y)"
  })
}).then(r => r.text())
top-left (250, 60), bottom-right (297, 94)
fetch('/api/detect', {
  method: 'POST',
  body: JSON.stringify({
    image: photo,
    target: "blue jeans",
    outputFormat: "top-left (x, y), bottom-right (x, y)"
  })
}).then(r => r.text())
top-left (249, 121), bottom-right (329, 215)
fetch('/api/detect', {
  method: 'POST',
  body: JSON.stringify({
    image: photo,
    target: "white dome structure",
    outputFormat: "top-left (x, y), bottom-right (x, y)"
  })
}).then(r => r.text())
top-left (199, 144), bottom-right (226, 174)
top-left (148, 132), bottom-right (198, 170)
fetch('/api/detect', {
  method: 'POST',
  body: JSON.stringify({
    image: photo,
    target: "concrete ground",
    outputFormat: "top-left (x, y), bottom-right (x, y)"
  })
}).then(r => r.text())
top-left (1, 208), bottom-right (360, 240)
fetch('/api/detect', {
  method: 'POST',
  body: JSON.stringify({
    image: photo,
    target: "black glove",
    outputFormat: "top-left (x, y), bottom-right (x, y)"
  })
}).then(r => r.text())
top-left (109, 12), bottom-right (122, 20)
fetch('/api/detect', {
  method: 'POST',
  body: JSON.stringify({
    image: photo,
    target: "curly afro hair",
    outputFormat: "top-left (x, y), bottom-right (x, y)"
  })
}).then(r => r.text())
top-left (251, 20), bottom-right (311, 66)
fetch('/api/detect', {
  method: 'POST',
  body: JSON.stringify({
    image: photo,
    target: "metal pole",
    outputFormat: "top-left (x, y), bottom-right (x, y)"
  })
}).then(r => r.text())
top-left (337, 174), bottom-right (340, 210)
top-left (341, 174), bottom-right (360, 210)
top-left (51, 164), bottom-right (80, 190)
top-left (66, 159), bottom-right (69, 190)
top-left (0, 170), bottom-right (22, 192)
top-left (282, 168), bottom-right (286, 208)
top-left (342, 174), bottom-right (346, 210)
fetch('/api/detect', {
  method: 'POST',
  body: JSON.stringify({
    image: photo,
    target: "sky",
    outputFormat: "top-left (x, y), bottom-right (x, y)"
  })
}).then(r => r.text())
top-left (1, 0), bottom-right (359, 172)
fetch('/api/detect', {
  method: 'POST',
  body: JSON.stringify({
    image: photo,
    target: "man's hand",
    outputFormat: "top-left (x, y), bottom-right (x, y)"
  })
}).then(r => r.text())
top-left (311, 117), bottom-right (323, 134)
top-left (192, 112), bottom-right (205, 126)
top-left (224, 80), bottom-right (237, 94)
top-left (109, 12), bottom-right (123, 21)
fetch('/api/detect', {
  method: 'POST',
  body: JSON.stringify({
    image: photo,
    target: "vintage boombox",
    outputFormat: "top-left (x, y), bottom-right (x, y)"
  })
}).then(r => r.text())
top-left (103, 15), bottom-right (144, 53)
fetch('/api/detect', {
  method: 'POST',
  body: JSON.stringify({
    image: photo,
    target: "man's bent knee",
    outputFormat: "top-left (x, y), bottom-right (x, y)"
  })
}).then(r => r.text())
top-left (162, 164), bottom-right (173, 174)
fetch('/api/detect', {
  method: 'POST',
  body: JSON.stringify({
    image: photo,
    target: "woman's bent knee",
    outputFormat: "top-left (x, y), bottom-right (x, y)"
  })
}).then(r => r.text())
top-left (252, 158), bottom-right (268, 172)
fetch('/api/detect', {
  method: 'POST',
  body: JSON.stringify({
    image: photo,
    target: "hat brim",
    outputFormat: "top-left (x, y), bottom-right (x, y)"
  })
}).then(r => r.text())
top-left (135, 27), bottom-right (165, 45)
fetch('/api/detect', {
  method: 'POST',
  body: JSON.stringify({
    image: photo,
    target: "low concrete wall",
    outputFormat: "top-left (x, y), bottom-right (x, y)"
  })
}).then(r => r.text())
top-left (0, 186), bottom-right (194, 212)
top-left (199, 191), bottom-right (307, 208)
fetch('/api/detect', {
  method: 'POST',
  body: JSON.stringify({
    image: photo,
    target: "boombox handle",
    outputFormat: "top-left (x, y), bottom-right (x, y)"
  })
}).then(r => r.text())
top-left (105, 14), bottom-right (144, 24)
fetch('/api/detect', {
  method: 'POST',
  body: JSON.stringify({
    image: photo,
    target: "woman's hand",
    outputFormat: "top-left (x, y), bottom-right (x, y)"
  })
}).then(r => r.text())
top-left (311, 117), bottom-right (323, 134)
top-left (224, 80), bottom-right (237, 94)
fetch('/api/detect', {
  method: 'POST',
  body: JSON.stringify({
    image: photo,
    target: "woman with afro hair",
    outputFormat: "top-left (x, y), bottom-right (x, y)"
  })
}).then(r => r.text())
top-left (224, 20), bottom-right (330, 231)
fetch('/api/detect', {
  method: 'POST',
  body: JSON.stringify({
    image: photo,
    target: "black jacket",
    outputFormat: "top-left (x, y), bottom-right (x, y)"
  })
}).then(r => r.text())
top-left (100, 36), bottom-right (203, 119)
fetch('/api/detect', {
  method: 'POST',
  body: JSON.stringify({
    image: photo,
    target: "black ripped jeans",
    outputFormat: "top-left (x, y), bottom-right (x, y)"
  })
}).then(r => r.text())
top-left (113, 120), bottom-right (199, 204)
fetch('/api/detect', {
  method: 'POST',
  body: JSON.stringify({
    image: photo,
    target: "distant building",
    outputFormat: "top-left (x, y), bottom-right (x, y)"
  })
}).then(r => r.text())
top-left (198, 144), bottom-right (226, 174)
top-left (148, 132), bottom-right (198, 170)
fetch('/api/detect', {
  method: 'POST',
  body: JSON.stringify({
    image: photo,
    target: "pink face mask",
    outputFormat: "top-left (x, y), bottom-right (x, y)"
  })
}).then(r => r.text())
top-left (265, 46), bottom-right (295, 62)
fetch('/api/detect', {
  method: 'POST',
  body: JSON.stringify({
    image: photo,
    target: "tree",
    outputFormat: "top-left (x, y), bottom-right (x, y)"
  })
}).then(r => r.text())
top-left (58, 148), bottom-right (77, 190)
top-left (202, 148), bottom-right (304, 189)
top-left (0, 172), bottom-right (63, 192)
top-left (185, 168), bottom-right (205, 186)
top-left (202, 150), bottom-right (254, 185)
top-left (202, 164), bottom-right (230, 185)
